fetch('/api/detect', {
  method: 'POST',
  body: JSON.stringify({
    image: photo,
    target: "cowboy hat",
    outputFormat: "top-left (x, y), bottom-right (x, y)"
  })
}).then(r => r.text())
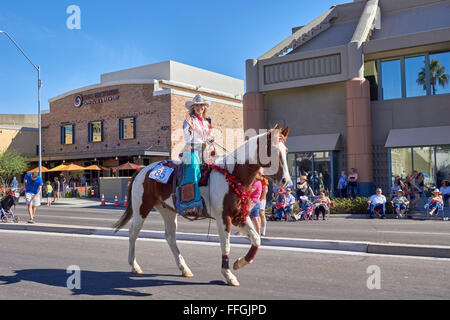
top-left (300, 196), bottom-right (309, 201)
top-left (396, 189), bottom-right (404, 195)
top-left (432, 188), bottom-right (441, 194)
top-left (185, 94), bottom-right (211, 109)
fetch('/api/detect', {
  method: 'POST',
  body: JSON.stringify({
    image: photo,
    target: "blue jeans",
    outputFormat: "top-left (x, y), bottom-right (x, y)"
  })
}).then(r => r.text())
top-left (370, 203), bottom-right (385, 217)
top-left (348, 183), bottom-right (358, 198)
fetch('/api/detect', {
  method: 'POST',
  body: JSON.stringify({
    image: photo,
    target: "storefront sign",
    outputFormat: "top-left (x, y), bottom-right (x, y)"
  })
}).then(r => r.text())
top-left (73, 89), bottom-right (120, 107)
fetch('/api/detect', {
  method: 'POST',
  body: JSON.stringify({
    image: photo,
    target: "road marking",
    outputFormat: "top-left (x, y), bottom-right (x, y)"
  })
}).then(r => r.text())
top-left (1, 229), bottom-right (449, 262)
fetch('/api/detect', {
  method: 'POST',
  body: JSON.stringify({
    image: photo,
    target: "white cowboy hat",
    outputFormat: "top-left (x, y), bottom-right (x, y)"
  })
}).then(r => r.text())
top-left (300, 196), bottom-right (308, 201)
top-left (185, 94), bottom-right (211, 109)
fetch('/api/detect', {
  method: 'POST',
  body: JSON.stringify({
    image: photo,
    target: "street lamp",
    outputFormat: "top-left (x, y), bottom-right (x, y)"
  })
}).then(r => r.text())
top-left (0, 30), bottom-right (42, 178)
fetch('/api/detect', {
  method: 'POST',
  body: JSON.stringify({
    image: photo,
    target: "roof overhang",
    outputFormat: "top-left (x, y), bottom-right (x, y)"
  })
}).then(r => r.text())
top-left (287, 133), bottom-right (342, 153)
top-left (29, 150), bottom-right (170, 162)
top-left (385, 126), bottom-right (450, 148)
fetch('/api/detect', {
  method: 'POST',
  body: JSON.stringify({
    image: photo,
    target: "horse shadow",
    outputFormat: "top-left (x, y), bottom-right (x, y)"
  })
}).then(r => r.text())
top-left (0, 269), bottom-right (224, 297)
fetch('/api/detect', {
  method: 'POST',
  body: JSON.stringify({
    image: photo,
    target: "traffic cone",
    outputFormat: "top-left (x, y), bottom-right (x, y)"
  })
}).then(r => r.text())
top-left (114, 195), bottom-right (119, 206)
top-left (101, 194), bottom-right (106, 206)
top-left (123, 195), bottom-right (128, 207)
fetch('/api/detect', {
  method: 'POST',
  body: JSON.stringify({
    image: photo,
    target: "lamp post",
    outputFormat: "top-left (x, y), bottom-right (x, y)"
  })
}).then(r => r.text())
top-left (0, 30), bottom-right (42, 178)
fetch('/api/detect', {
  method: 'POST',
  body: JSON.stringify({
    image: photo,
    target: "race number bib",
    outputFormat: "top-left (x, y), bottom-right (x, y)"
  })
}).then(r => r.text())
top-left (148, 164), bottom-right (174, 184)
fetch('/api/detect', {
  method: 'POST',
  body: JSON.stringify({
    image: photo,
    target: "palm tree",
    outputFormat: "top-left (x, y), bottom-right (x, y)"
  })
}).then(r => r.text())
top-left (417, 59), bottom-right (449, 95)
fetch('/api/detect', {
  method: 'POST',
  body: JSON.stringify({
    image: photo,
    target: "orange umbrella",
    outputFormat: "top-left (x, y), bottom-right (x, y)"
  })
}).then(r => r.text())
top-left (27, 166), bottom-right (49, 173)
top-left (48, 164), bottom-right (67, 172)
top-left (84, 164), bottom-right (101, 171)
top-left (59, 163), bottom-right (86, 171)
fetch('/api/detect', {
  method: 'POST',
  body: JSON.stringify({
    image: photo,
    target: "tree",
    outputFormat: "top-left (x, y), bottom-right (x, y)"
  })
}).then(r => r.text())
top-left (417, 59), bottom-right (449, 95)
top-left (0, 150), bottom-right (29, 189)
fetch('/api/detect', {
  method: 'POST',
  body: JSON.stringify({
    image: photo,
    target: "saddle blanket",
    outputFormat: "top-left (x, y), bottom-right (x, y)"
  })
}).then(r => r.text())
top-left (148, 161), bottom-right (211, 187)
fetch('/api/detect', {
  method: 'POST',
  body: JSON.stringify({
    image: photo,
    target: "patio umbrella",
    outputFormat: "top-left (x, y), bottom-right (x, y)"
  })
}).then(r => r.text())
top-left (48, 164), bottom-right (67, 172)
top-left (84, 164), bottom-right (101, 171)
top-left (59, 163), bottom-right (86, 171)
top-left (114, 162), bottom-right (141, 170)
top-left (27, 166), bottom-right (49, 173)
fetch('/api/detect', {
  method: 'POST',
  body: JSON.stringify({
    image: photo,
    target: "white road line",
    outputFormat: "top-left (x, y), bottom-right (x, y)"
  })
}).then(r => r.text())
top-left (1, 229), bottom-right (449, 262)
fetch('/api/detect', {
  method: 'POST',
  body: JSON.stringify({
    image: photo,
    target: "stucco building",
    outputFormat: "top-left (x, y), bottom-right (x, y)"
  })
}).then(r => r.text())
top-left (41, 60), bottom-right (244, 173)
top-left (244, 0), bottom-right (450, 196)
top-left (0, 114), bottom-right (38, 157)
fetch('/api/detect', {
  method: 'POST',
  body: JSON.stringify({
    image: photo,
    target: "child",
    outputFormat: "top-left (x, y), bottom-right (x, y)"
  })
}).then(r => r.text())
top-left (312, 192), bottom-right (331, 221)
top-left (284, 188), bottom-right (296, 221)
top-left (391, 189), bottom-right (409, 219)
top-left (271, 189), bottom-right (286, 221)
top-left (425, 189), bottom-right (444, 218)
top-left (45, 181), bottom-right (53, 207)
top-left (294, 196), bottom-right (313, 220)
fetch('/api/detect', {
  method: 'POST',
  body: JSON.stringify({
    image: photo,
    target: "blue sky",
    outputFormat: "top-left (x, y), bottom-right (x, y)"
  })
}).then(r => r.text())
top-left (0, 0), bottom-right (350, 114)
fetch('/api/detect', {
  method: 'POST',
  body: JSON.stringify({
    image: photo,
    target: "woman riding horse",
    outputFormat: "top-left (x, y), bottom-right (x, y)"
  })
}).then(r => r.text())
top-left (179, 94), bottom-right (214, 216)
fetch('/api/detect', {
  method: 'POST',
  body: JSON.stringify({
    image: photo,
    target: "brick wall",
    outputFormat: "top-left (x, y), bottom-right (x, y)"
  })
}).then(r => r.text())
top-left (42, 84), bottom-right (171, 160)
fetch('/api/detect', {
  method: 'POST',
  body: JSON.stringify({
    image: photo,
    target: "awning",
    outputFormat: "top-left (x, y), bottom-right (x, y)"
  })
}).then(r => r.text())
top-left (29, 150), bottom-right (170, 162)
top-left (286, 133), bottom-right (341, 153)
top-left (385, 126), bottom-right (450, 148)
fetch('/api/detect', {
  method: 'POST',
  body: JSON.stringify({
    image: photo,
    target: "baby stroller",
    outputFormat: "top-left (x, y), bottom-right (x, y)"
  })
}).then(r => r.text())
top-left (0, 193), bottom-right (20, 223)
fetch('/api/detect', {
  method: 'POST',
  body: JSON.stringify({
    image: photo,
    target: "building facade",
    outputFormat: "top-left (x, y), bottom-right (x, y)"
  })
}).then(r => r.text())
top-left (0, 114), bottom-right (38, 157)
top-left (40, 60), bottom-right (244, 174)
top-left (244, 0), bottom-right (450, 196)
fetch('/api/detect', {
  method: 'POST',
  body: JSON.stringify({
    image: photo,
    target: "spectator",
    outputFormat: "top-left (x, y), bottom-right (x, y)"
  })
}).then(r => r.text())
top-left (368, 188), bottom-right (387, 219)
top-left (259, 175), bottom-right (269, 236)
top-left (296, 175), bottom-right (315, 200)
top-left (271, 189), bottom-right (286, 221)
top-left (312, 191), bottom-right (331, 221)
top-left (410, 172), bottom-right (423, 209)
top-left (404, 181), bottom-right (414, 203)
top-left (284, 188), bottom-right (296, 221)
top-left (294, 195), bottom-right (313, 220)
top-left (440, 180), bottom-right (450, 207)
top-left (425, 189), bottom-right (444, 219)
top-left (24, 172), bottom-right (43, 224)
top-left (391, 189), bottom-right (409, 219)
top-left (59, 173), bottom-right (66, 198)
top-left (390, 180), bottom-right (402, 198)
top-left (45, 181), bottom-right (53, 207)
top-left (52, 177), bottom-right (60, 203)
top-left (337, 171), bottom-right (348, 198)
top-left (348, 168), bottom-right (359, 199)
top-left (10, 176), bottom-right (19, 192)
top-left (249, 168), bottom-right (263, 235)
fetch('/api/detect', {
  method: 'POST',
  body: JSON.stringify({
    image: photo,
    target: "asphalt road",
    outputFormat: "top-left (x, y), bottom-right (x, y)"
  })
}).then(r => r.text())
top-left (8, 204), bottom-right (450, 246)
top-left (1, 229), bottom-right (449, 300)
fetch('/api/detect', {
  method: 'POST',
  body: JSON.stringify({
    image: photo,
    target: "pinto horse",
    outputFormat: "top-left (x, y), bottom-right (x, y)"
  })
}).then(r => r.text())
top-left (113, 125), bottom-right (291, 286)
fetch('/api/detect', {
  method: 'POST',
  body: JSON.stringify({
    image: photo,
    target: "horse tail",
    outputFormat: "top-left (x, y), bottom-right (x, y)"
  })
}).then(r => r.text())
top-left (113, 169), bottom-right (140, 233)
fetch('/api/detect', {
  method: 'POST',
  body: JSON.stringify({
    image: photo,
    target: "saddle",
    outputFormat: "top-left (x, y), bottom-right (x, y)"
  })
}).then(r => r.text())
top-left (150, 160), bottom-right (212, 221)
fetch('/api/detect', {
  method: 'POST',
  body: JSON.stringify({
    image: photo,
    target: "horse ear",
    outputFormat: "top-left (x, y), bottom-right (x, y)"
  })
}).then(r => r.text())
top-left (281, 127), bottom-right (290, 137)
top-left (273, 124), bottom-right (281, 130)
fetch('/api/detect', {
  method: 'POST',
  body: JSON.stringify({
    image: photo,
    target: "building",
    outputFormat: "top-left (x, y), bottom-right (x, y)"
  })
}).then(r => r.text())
top-left (0, 114), bottom-right (38, 157)
top-left (244, 0), bottom-right (450, 196)
top-left (40, 60), bottom-right (244, 175)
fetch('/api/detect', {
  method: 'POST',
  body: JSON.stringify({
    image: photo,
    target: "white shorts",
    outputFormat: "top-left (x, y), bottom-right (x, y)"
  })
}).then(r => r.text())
top-left (25, 193), bottom-right (41, 207)
top-left (259, 200), bottom-right (266, 210)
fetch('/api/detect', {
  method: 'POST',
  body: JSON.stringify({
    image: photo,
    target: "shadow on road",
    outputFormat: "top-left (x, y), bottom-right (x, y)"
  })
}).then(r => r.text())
top-left (0, 269), bottom-right (220, 297)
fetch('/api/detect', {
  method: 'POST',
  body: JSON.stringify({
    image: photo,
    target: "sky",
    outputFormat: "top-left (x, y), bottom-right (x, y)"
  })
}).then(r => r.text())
top-left (0, 0), bottom-right (350, 114)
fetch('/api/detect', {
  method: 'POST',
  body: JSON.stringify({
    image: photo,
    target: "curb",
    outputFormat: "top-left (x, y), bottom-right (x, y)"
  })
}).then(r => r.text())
top-left (1, 223), bottom-right (450, 259)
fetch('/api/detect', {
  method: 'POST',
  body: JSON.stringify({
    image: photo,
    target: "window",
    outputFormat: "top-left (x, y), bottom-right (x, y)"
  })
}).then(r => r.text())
top-left (119, 117), bottom-right (136, 140)
top-left (405, 55), bottom-right (427, 98)
top-left (381, 59), bottom-right (402, 100)
top-left (429, 51), bottom-right (450, 96)
top-left (412, 147), bottom-right (435, 188)
top-left (364, 61), bottom-right (379, 101)
top-left (391, 148), bottom-right (412, 181)
top-left (89, 121), bottom-right (103, 142)
top-left (436, 145), bottom-right (450, 187)
top-left (61, 124), bottom-right (74, 145)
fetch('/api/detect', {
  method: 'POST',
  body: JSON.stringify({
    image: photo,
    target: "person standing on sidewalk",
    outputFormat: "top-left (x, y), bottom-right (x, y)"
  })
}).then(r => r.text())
top-left (348, 168), bottom-right (359, 199)
top-left (249, 168), bottom-right (263, 235)
top-left (24, 172), bottom-right (43, 224)
top-left (45, 181), bottom-right (53, 207)
top-left (52, 177), bottom-right (60, 203)
top-left (259, 175), bottom-right (269, 236)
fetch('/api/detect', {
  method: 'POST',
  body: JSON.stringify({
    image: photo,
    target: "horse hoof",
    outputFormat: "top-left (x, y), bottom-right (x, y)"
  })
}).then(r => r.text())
top-left (183, 271), bottom-right (194, 278)
top-left (233, 257), bottom-right (247, 270)
top-left (132, 267), bottom-right (143, 274)
top-left (227, 278), bottom-right (240, 286)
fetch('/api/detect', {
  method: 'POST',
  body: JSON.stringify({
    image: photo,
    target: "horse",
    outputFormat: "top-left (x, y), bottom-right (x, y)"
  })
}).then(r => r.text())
top-left (113, 125), bottom-right (291, 286)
